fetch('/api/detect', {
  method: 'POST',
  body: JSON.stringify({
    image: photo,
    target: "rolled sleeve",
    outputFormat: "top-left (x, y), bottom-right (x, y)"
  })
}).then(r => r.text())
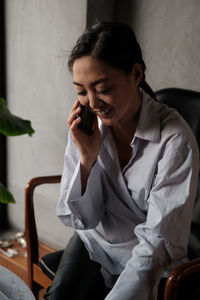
top-left (68, 158), bottom-right (105, 228)
top-left (57, 158), bottom-right (105, 229)
top-left (105, 256), bottom-right (163, 300)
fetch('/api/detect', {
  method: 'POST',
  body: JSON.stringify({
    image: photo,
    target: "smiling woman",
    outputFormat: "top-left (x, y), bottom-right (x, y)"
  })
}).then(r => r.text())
top-left (44, 22), bottom-right (199, 300)
top-left (73, 56), bottom-right (142, 127)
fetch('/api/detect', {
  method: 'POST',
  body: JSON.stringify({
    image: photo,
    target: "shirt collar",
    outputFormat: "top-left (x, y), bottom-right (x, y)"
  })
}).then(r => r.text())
top-left (99, 90), bottom-right (161, 144)
top-left (134, 90), bottom-right (161, 143)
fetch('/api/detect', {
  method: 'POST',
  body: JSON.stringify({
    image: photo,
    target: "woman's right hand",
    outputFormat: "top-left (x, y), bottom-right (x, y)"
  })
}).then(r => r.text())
top-left (68, 100), bottom-right (101, 169)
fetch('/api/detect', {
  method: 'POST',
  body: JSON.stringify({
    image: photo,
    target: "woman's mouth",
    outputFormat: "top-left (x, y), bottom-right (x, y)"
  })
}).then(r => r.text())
top-left (94, 107), bottom-right (113, 118)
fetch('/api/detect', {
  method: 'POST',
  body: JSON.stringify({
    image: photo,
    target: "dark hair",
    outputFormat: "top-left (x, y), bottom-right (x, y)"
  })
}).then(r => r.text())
top-left (68, 22), bottom-right (155, 98)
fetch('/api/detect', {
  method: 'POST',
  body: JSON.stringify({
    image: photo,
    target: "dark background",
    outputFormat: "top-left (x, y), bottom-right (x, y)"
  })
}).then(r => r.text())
top-left (0, 0), bottom-right (8, 229)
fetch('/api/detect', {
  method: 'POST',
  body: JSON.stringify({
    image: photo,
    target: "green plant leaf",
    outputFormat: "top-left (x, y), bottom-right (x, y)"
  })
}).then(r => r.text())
top-left (0, 98), bottom-right (35, 136)
top-left (0, 183), bottom-right (16, 204)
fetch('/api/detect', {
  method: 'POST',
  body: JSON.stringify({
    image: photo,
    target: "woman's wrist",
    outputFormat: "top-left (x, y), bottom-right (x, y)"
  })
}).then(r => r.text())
top-left (80, 155), bottom-right (97, 170)
top-left (80, 159), bottom-right (96, 194)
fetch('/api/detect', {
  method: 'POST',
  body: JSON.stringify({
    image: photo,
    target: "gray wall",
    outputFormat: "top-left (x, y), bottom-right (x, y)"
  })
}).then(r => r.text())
top-left (5, 0), bottom-right (200, 249)
top-left (6, 0), bottom-right (87, 249)
top-left (117, 0), bottom-right (200, 92)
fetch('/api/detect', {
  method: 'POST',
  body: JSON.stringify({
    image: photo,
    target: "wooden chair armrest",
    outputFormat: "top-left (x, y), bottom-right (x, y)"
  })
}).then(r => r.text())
top-left (25, 175), bottom-right (61, 288)
top-left (164, 257), bottom-right (200, 300)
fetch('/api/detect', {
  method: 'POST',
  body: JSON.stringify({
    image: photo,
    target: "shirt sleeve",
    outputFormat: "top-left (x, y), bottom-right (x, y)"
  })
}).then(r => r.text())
top-left (105, 135), bottom-right (199, 300)
top-left (56, 132), bottom-right (105, 229)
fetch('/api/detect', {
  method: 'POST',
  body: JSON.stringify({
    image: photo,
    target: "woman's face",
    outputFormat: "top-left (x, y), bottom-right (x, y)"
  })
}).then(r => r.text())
top-left (73, 56), bottom-right (142, 129)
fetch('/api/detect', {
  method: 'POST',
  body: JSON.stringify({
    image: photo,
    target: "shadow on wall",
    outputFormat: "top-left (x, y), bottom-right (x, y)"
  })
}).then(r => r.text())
top-left (86, 0), bottom-right (134, 27)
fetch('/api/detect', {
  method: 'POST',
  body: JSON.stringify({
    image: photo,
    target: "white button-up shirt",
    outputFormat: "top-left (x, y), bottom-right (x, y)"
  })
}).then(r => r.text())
top-left (57, 92), bottom-right (199, 300)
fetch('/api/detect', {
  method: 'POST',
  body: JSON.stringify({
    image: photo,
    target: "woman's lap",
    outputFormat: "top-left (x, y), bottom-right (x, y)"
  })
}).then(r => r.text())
top-left (44, 232), bottom-right (166, 300)
top-left (44, 233), bottom-right (111, 300)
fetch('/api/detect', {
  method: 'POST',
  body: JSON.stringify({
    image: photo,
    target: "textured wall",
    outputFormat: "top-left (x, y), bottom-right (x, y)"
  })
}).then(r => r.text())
top-left (5, 0), bottom-right (200, 249)
top-left (6, 0), bottom-right (86, 249)
top-left (120, 0), bottom-right (200, 92)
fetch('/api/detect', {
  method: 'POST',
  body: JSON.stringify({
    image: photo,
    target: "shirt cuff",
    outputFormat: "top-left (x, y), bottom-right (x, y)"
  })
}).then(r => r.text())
top-left (68, 158), bottom-right (105, 228)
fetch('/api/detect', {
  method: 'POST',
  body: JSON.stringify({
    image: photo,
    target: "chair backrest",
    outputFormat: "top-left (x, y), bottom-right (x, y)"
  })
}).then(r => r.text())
top-left (155, 88), bottom-right (200, 259)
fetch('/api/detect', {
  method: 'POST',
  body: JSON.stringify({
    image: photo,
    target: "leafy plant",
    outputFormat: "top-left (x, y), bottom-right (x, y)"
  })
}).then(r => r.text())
top-left (0, 97), bottom-right (35, 204)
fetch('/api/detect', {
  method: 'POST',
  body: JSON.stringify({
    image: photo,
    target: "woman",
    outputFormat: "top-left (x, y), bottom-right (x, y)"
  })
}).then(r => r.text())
top-left (46, 22), bottom-right (199, 300)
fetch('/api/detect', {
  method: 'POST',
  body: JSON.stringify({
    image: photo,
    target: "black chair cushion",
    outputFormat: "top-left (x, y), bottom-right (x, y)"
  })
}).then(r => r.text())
top-left (40, 250), bottom-right (64, 280)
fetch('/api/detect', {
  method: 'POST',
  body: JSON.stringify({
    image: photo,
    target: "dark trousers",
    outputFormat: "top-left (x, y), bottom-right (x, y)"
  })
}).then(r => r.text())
top-left (44, 233), bottom-right (111, 300)
top-left (44, 233), bottom-right (166, 300)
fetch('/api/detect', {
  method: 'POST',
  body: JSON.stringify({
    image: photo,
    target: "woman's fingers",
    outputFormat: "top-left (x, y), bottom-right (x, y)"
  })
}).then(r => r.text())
top-left (68, 101), bottom-right (81, 127)
top-left (70, 115), bottom-right (81, 132)
top-left (70, 99), bottom-right (79, 113)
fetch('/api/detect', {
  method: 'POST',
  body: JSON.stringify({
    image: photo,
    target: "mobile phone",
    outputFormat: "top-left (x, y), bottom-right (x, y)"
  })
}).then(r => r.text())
top-left (77, 102), bottom-right (95, 135)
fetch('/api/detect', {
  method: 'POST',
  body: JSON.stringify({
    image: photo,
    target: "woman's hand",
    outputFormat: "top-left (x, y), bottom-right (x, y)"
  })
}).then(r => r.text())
top-left (68, 100), bottom-right (101, 169)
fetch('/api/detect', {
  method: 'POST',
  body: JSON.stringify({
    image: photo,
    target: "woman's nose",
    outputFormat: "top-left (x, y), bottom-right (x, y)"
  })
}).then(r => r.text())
top-left (88, 92), bottom-right (101, 109)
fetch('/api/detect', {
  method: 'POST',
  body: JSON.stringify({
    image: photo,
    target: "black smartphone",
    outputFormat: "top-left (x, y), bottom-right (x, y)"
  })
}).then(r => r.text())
top-left (77, 103), bottom-right (95, 136)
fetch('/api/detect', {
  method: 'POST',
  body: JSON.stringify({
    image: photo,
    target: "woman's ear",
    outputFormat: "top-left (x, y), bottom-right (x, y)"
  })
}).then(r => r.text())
top-left (131, 63), bottom-right (143, 86)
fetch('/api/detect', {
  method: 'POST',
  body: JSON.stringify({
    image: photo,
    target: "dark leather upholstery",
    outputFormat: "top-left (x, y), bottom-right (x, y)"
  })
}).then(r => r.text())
top-left (40, 250), bottom-right (64, 280)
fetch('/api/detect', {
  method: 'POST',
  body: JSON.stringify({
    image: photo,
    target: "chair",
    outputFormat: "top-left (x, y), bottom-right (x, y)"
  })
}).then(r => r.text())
top-left (25, 175), bottom-right (62, 298)
top-left (25, 88), bottom-right (200, 299)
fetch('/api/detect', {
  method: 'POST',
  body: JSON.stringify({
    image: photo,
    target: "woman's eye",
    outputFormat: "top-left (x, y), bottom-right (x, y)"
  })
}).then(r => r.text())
top-left (97, 88), bottom-right (112, 95)
top-left (77, 91), bottom-right (87, 96)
